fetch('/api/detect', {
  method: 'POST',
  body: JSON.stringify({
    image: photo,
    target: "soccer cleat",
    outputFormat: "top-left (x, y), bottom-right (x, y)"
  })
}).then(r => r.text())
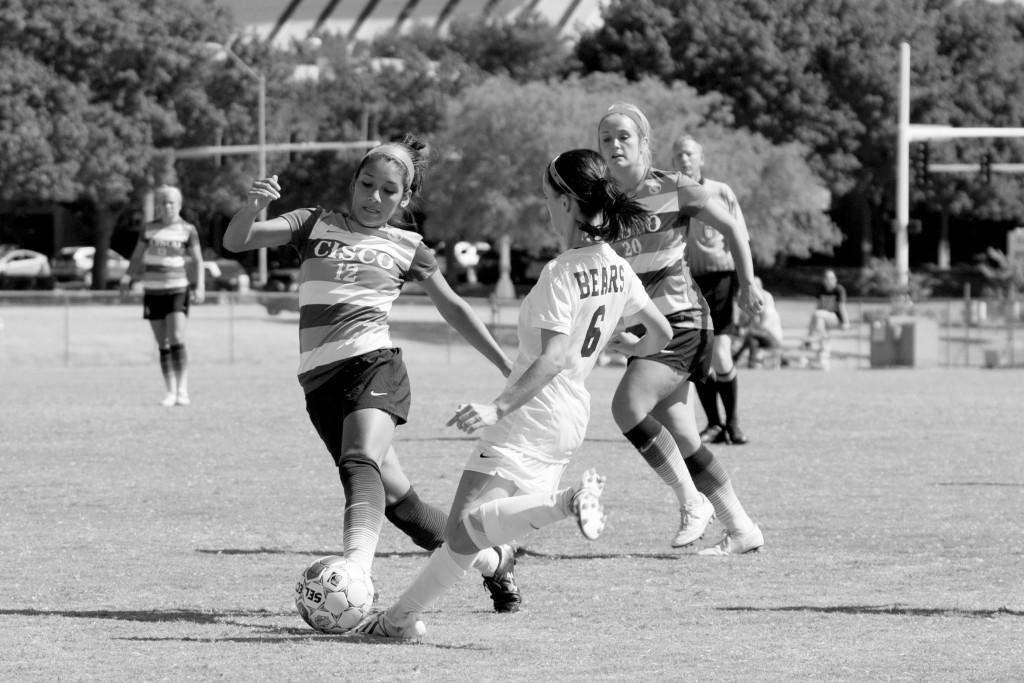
top-left (175, 391), bottom-right (191, 407)
top-left (671, 493), bottom-right (715, 548)
top-left (482, 544), bottom-right (521, 613)
top-left (698, 525), bottom-right (764, 556)
top-left (724, 424), bottom-right (748, 445)
top-left (353, 610), bottom-right (425, 640)
top-left (699, 424), bottom-right (729, 444)
top-left (571, 468), bottom-right (607, 541)
top-left (160, 392), bottom-right (177, 407)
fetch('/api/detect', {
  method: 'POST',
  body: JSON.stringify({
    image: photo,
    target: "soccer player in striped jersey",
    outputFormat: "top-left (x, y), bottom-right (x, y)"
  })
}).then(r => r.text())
top-left (355, 148), bottom-right (672, 640)
top-left (122, 185), bottom-right (206, 407)
top-left (597, 103), bottom-right (766, 555)
top-left (223, 136), bottom-right (524, 611)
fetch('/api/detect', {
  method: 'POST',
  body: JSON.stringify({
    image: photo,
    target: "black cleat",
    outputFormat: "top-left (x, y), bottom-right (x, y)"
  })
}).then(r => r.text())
top-left (699, 424), bottom-right (729, 445)
top-left (483, 544), bottom-right (521, 613)
top-left (725, 424), bottom-right (748, 445)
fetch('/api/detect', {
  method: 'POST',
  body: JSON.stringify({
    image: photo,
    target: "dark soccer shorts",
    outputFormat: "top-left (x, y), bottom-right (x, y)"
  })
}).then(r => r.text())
top-left (625, 325), bottom-right (713, 384)
top-left (143, 290), bottom-right (190, 320)
top-left (304, 348), bottom-right (412, 466)
top-left (694, 271), bottom-right (739, 335)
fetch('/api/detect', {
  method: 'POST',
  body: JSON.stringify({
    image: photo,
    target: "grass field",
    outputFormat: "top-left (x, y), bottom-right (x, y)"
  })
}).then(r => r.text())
top-left (1, 302), bottom-right (1023, 681)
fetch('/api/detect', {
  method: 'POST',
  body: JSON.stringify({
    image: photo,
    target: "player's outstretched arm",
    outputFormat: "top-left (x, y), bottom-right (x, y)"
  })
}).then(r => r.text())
top-left (223, 174), bottom-right (293, 252)
top-left (447, 328), bottom-right (568, 433)
top-left (420, 271), bottom-right (513, 377)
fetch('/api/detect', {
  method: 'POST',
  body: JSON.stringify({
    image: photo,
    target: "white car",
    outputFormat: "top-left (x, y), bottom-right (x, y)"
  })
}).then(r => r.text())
top-left (0, 248), bottom-right (53, 289)
top-left (52, 246), bottom-right (130, 288)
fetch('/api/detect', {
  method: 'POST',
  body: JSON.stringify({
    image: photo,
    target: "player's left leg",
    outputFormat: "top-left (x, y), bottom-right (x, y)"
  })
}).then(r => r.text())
top-left (711, 333), bottom-right (746, 444)
top-left (164, 311), bottom-right (190, 405)
top-left (379, 446), bottom-right (516, 611)
top-left (654, 383), bottom-right (763, 555)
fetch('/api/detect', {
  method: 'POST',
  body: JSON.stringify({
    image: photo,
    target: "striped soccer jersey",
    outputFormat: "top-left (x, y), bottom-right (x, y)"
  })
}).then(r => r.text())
top-left (608, 168), bottom-right (713, 332)
top-left (139, 220), bottom-right (200, 293)
top-left (280, 208), bottom-right (437, 392)
top-left (684, 177), bottom-right (748, 276)
top-left (476, 242), bottom-right (651, 464)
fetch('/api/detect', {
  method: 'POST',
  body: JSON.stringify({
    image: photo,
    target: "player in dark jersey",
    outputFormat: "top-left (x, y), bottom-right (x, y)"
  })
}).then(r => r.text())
top-left (803, 268), bottom-right (849, 370)
top-left (224, 136), bottom-right (523, 612)
top-left (122, 185), bottom-right (205, 407)
top-left (356, 149), bottom-right (672, 639)
top-left (674, 134), bottom-right (750, 445)
top-left (598, 103), bottom-right (765, 555)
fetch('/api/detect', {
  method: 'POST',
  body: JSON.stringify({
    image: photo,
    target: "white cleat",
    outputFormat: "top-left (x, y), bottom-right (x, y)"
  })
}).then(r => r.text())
top-left (160, 392), bottom-right (177, 407)
top-left (175, 392), bottom-right (191, 406)
top-left (572, 468), bottom-right (607, 541)
top-left (672, 494), bottom-right (715, 548)
top-left (698, 525), bottom-right (764, 556)
top-left (353, 610), bottom-right (425, 640)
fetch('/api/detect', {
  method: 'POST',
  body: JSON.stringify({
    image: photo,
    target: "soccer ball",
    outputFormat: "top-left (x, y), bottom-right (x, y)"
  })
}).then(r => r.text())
top-left (294, 555), bottom-right (375, 633)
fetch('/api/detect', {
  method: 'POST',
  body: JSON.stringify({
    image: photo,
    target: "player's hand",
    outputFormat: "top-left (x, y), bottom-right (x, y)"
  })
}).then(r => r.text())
top-left (247, 174), bottom-right (280, 213)
top-left (737, 281), bottom-right (765, 318)
top-left (605, 330), bottom-right (641, 357)
top-left (191, 289), bottom-right (205, 305)
top-left (446, 402), bottom-right (499, 434)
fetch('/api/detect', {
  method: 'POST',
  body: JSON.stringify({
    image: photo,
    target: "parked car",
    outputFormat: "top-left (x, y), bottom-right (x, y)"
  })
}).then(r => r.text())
top-left (52, 246), bottom-right (130, 288)
top-left (257, 267), bottom-right (300, 315)
top-left (0, 248), bottom-right (53, 289)
top-left (204, 258), bottom-right (251, 292)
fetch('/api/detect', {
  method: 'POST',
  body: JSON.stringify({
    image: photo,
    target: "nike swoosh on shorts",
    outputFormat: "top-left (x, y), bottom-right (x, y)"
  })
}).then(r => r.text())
top-left (370, 391), bottom-right (387, 397)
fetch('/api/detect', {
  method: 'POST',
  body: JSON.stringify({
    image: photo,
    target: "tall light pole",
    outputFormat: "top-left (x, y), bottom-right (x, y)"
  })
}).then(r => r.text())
top-left (205, 42), bottom-right (269, 287)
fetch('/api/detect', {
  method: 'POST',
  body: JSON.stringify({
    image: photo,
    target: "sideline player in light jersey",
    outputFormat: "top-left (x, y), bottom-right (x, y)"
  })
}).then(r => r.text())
top-left (674, 133), bottom-right (750, 445)
top-left (356, 148), bottom-right (672, 640)
top-left (122, 185), bottom-right (205, 407)
top-left (223, 136), bottom-right (525, 613)
top-left (598, 103), bottom-right (765, 555)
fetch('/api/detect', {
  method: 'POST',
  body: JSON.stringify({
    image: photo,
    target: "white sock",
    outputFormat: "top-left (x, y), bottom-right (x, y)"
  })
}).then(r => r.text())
top-left (464, 491), bottom-right (573, 548)
top-left (471, 546), bottom-right (500, 577)
top-left (387, 545), bottom-right (473, 621)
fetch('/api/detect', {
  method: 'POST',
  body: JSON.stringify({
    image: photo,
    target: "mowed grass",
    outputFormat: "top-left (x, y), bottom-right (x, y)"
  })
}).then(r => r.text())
top-left (1, 302), bottom-right (1023, 681)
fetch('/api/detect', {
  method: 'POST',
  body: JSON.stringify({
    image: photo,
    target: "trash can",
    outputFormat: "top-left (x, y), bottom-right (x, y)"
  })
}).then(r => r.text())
top-left (869, 316), bottom-right (938, 368)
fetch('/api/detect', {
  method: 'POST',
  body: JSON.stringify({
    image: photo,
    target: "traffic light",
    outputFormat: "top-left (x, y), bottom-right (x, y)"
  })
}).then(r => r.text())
top-left (980, 151), bottom-right (993, 184)
top-left (912, 142), bottom-right (930, 186)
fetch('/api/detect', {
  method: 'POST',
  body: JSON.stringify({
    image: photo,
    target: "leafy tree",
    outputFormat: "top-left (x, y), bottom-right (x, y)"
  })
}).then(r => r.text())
top-left (423, 73), bottom-right (837, 268)
top-left (0, 0), bottom-right (234, 287)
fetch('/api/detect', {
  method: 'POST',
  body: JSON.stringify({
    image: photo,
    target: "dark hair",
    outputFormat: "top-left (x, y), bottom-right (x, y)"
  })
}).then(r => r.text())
top-left (354, 133), bottom-right (430, 196)
top-left (353, 133), bottom-right (429, 230)
top-left (545, 148), bottom-right (647, 243)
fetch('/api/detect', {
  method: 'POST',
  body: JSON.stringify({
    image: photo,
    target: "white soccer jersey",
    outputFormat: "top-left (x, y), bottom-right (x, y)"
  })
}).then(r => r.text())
top-left (476, 242), bottom-right (651, 464)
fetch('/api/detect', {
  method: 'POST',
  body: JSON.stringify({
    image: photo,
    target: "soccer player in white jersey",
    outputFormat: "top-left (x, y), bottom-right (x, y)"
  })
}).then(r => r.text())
top-left (597, 103), bottom-right (766, 555)
top-left (355, 148), bottom-right (672, 640)
top-left (122, 185), bottom-right (205, 407)
top-left (223, 136), bottom-right (525, 613)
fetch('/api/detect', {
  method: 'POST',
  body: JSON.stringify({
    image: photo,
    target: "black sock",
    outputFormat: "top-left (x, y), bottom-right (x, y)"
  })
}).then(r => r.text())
top-left (696, 378), bottom-right (721, 427)
top-left (385, 487), bottom-right (447, 551)
top-left (717, 369), bottom-right (738, 427)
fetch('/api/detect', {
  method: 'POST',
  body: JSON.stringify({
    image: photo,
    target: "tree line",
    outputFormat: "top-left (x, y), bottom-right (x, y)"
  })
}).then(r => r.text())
top-left (1, 0), bottom-right (1021, 288)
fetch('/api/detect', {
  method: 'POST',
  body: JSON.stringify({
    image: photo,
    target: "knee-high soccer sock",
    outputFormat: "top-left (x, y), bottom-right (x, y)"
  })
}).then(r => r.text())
top-left (684, 446), bottom-right (754, 532)
top-left (158, 347), bottom-right (174, 392)
top-left (717, 367), bottom-right (739, 427)
top-left (338, 459), bottom-right (385, 575)
top-left (384, 487), bottom-right (446, 551)
top-left (696, 377), bottom-right (722, 427)
top-left (461, 491), bottom-right (574, 548)
top-left (624, 416), bottom-right (701, 506)
top-left (387, 544), bottom-right (473, 622)
top-left (169, 343), bottom-right (187, 394)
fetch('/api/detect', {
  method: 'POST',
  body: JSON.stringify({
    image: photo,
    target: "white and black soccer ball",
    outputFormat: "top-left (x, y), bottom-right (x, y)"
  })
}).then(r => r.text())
top-left (294, 555), bottom-right (375, 633)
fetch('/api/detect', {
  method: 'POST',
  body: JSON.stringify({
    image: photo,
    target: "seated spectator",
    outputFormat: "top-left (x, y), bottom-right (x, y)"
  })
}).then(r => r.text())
top-left (733, 277), bottom-right (784, 368)
top-left (802, 268), bottom-right (849, 367)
